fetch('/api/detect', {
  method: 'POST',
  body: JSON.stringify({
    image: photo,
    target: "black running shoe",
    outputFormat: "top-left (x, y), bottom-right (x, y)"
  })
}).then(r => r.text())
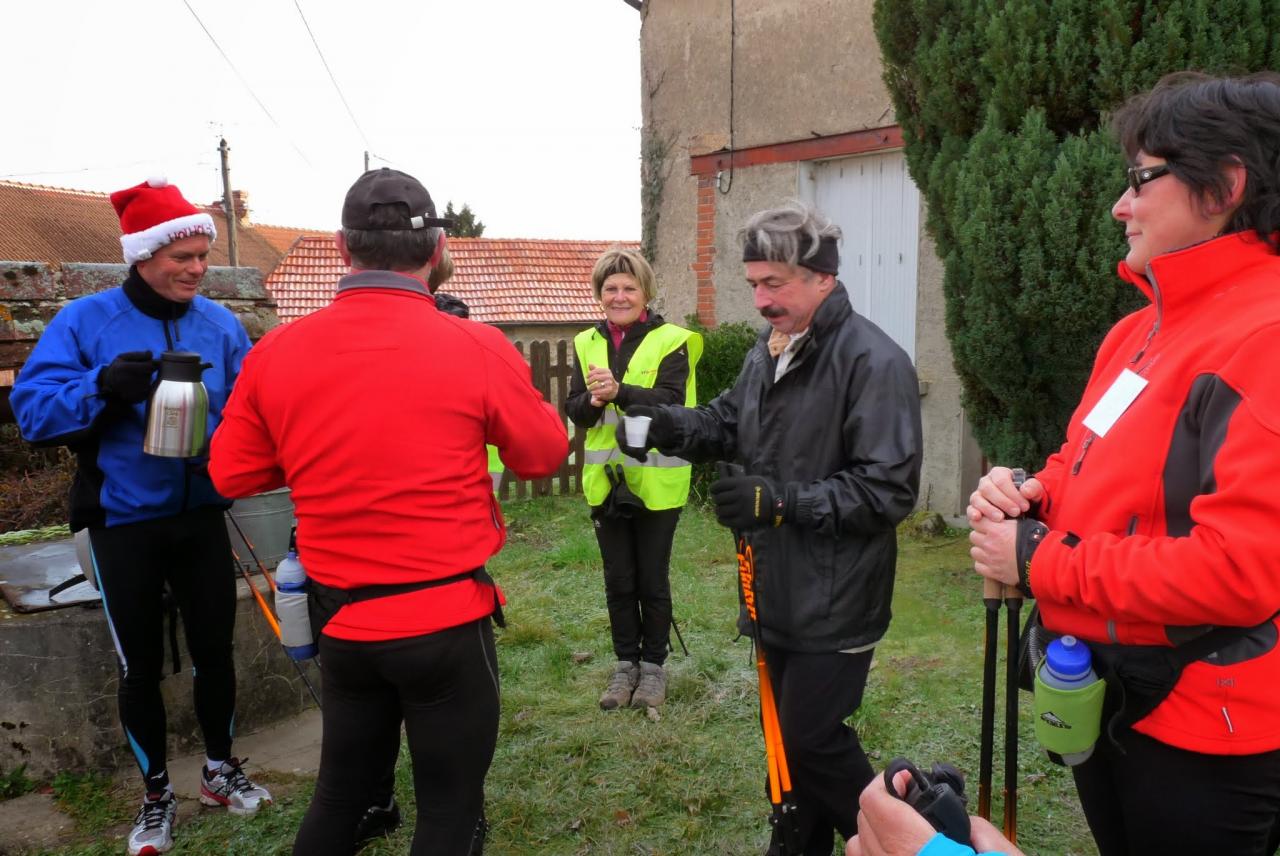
top-left (354, 797), bottom-right (402, 849)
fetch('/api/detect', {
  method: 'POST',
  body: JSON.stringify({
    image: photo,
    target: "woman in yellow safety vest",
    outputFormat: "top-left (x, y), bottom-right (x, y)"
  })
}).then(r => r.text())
top-left (565, 248), bottom-right (702, 712)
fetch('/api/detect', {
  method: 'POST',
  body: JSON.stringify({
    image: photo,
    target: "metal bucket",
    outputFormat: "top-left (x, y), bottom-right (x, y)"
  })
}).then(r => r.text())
top-left (225, 487), bottom-right (295, 573)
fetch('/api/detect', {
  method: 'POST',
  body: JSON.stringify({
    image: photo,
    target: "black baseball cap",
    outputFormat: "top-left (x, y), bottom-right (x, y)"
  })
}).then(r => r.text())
top-left (341, 168), bottom-right (454, 231)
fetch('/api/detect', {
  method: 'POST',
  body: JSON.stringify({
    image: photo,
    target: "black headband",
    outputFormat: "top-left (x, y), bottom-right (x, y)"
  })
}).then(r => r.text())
top-left (742, 234), bottom-right (840, 275)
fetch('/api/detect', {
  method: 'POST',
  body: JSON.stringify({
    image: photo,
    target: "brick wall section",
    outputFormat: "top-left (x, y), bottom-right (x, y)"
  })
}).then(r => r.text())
top-left (694, 174), bottom-right (717, 325)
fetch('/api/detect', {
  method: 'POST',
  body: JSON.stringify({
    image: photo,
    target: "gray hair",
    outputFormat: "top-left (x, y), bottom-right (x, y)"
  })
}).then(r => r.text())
top-left (736, 202), bottom-right (842, 269)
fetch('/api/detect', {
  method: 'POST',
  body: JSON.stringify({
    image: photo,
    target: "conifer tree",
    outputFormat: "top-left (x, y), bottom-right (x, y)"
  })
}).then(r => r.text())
top-left (444, 201), bottom-right (486, 238)
top-left (874, 0), bottom-right (1280, 464)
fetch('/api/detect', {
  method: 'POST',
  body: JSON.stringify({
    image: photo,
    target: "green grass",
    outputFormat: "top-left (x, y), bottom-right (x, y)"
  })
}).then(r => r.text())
top-left (34, 496), bottom-right (1096, 855)
top-left (0, 763), bottom-right (36, 800)
top-left (0, 523), bottom-right (70, 546)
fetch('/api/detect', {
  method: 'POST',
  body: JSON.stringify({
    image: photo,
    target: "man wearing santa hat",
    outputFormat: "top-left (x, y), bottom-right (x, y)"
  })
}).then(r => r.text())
top-left (10, 178), bottom-right (270, 855)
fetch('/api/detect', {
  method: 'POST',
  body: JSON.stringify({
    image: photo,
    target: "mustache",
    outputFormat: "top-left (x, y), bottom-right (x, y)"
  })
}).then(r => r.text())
top-left (759, 306), bottom-right (786, 319)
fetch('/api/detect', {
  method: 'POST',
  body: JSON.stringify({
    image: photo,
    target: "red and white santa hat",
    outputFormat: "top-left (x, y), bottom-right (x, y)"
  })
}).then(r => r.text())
top-left (109, 177), bottom-right (217, 265)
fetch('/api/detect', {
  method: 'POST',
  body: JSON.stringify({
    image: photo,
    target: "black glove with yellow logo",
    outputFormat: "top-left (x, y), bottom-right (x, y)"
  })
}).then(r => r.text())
top-left (710, 474), bottom-right (790, 530)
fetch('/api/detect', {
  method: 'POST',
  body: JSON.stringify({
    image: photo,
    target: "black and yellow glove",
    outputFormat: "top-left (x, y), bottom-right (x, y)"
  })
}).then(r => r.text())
top-left (710, 475), bottom-right (789, 530)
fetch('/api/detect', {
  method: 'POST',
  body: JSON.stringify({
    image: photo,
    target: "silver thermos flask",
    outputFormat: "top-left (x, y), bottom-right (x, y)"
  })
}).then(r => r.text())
top-left (143, 351), bottom-right (212, 458)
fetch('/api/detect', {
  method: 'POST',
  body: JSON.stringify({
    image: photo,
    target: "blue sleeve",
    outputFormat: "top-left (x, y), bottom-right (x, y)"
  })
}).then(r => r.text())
top-left (918, 832), bottom-right (978, 856)
top-left (226, 315), bottom-right (252, 385)
top-left (10, 307), bottom-right (110, 445)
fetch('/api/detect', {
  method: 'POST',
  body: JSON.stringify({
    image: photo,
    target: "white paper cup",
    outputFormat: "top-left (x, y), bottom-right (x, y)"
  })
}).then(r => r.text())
top-left (624, 414), bottom-right (652, 447)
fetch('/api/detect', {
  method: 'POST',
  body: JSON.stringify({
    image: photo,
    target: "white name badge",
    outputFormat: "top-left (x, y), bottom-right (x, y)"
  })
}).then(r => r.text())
top-left (1082, 368), bottom-right (1148, 437)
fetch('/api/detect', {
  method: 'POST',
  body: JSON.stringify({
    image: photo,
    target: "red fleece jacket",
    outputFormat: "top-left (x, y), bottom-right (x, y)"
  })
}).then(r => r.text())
top-left (1031, 233), bottom-right (1280, 754)
top-left (210, 273), bottom-right (567, 641)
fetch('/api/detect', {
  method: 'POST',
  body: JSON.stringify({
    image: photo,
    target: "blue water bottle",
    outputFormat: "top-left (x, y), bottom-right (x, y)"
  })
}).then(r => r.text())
top-left (274, 549), bottom-right (317, 660)
top-left (1033, 635), bottom-right (1105, 765)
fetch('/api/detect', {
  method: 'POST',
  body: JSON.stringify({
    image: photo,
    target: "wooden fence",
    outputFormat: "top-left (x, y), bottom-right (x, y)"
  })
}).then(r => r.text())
top-left (495, 339), bottom-right (584, 500)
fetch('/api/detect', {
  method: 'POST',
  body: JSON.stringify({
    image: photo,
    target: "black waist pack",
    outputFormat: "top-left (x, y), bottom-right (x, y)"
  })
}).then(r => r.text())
top-left (307, 566), bottom-right (505, 635)
top-left (1019, 606), bottom-right (1278, 747)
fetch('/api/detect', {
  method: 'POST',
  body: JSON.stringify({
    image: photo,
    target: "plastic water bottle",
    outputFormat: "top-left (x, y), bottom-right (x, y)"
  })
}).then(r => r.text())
top-left (1033, 635), bottom-right (1104, 765)
top-left (274, 550), bottom-right (317, 660)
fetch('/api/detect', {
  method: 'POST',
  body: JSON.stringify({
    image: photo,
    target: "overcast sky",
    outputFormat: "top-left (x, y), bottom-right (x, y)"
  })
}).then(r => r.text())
top-left (5, 0), bottom-right (642, 239)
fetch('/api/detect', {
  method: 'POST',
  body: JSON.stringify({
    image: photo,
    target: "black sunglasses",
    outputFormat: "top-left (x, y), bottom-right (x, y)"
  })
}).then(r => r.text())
top-left (1127, 163), bottom-right (1172, 194)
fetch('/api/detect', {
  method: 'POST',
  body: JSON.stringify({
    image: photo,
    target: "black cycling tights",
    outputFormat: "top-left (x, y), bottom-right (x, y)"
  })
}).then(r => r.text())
top-left (293, 619), bottom-right (500, 856)
top-left (90, 506), bottom-right (237, 792)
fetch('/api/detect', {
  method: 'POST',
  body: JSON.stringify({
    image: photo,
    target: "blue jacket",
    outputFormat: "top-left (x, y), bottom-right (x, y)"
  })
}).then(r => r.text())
top-left (11, 270), bottom-right (251, 528)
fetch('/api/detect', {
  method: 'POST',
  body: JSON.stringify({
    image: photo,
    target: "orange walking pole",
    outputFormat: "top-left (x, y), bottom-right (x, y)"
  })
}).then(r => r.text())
top-left (233, 547), bottom-right (281, 637)
top-left (736, 534), bottom-right (801, 852)
top-left (232, 547), bottom-right (321, 708)
top-left (226, 512), bottom-right (278, 592)
top-left (721, 458), bottom-right (802, 853)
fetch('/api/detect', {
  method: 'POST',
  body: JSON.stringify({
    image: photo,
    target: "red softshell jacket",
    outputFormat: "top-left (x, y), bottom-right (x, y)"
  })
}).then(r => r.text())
top-left (210, 272), bottom-right (568, 641)
top-left (1031, 233), bottom-right (1280, 754)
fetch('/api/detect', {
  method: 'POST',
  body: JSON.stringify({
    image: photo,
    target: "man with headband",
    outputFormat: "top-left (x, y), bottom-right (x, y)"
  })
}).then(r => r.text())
top-left (618, 202), bottom-right (922, 854)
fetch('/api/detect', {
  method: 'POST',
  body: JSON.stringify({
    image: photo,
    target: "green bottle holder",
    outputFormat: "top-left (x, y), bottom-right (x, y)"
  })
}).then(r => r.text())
top-left (1033, 667), bottom-right (1106, 757)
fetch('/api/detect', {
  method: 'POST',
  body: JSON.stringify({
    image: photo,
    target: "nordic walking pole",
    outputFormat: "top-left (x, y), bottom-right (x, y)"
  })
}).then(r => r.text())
top-left (235, 551), bottom-right (281, 637)
top-left (232, 551), bottom-right (322, 709)
top-left (670, 616), bottom-right (690, 657)
top-left (1003, 582), bottom-right (1022, 843)
top-left (226, 511), bottom-right (278, 592)
top-left (978, 576), bottom-right (1001, 820)
top-left (738, 531), bottom-right (801, 853)
top-left (1002, 468), bottom-right (1028, 844)
top-left (719, 461), bottom-right (801, 853)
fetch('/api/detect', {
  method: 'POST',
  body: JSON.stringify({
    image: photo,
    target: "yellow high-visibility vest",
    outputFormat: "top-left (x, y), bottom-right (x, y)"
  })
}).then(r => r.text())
top-left (574, 323), bottom-right (703, 510)
top-left (486, 445), bottom-right (503, 493)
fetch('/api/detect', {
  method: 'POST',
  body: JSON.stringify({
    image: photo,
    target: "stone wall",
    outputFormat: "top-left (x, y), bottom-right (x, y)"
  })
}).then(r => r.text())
top-left (0, 262), bottom-right (280, 376)
top-left (0, 578), bottom-right (317, 780)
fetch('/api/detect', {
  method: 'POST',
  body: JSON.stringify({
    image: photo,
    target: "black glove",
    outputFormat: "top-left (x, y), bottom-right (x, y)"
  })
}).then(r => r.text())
top-left (614, 405), bottom-right (678, 462)
top-left (710, 474), bottom-right (788, 530)
top-left (98, 351), bottom-right (157, 404)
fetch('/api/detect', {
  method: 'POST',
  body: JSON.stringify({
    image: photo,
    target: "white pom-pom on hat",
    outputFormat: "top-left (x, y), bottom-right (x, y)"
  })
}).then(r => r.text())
top-left (147, 176), bottom-right (169, 188)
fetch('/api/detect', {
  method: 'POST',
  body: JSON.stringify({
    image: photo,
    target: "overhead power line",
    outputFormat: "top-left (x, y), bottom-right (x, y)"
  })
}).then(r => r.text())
top-left (181, 0), bottom-right (314, 167)
top-left (293, 0), bottom-right (372, 150)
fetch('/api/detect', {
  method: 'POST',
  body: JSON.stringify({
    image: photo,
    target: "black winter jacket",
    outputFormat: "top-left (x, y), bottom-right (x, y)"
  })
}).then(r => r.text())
top-left (663, 284), bottom-right (922, 652)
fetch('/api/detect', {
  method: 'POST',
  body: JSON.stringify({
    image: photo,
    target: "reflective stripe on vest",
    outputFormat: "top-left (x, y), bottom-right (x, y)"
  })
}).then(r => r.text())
top-left (574, 323), bottom-right (703, 510)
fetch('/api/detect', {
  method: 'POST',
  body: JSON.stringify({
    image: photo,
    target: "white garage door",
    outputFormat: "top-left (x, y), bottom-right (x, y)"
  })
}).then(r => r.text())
top-left (804, 150), bottom-right (920, 361)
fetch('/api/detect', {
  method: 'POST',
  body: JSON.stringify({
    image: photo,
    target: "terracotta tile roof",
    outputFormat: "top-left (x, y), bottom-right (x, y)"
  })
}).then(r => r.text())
top-left (265, 236), bottom-right (349, 322)
top-left (252, 222), bottom-right (332, 254)
top-left (266, 237), bottom-right (638, 326)
top-left (0, 180), bottom-right (307, 276)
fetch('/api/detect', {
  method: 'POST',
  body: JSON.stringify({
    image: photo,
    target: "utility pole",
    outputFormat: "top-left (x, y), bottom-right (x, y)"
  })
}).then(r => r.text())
top-left (219, 137), bottom-right (239, 267)
top-left (364, 150), bottom-right (370, 172)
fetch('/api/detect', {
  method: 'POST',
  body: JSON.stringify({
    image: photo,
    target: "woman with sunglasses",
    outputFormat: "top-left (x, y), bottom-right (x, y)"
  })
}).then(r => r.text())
top-left (968, 72), bottom-right (1280, 855)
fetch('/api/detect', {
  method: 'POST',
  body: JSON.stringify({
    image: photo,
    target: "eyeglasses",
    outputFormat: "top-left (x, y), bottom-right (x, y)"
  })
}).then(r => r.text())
top-left (1127, 163), bottom-right (1172, 194)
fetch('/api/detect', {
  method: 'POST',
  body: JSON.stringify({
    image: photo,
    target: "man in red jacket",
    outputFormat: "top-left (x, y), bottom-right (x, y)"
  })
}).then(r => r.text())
top-left (209, 168), bottom-right (568, 856)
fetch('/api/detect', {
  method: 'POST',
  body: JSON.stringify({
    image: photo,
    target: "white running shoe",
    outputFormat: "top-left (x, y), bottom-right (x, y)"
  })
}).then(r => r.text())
top-left (127, 792), bottom-right (176, 856)
top-left (198, 757), bottom-right (272, 815)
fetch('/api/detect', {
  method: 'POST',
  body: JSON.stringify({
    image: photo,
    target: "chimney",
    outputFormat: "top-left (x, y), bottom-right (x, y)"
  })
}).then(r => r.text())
top-left (209, 191), bottom-right (251, 226)
top-left (231, 190), bottom-right (250, 226)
